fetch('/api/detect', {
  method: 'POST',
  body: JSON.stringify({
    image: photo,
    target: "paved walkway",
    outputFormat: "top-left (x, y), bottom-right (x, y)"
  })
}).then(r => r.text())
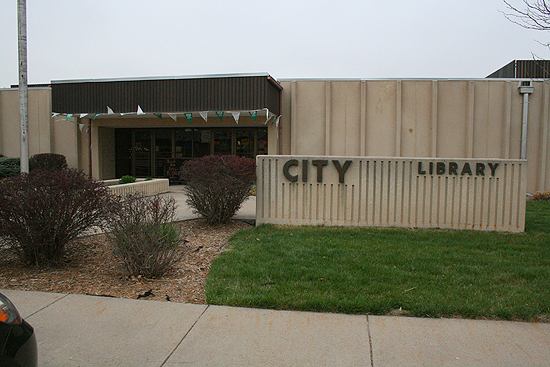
top-left (3, 289), bottom-right (550, 367)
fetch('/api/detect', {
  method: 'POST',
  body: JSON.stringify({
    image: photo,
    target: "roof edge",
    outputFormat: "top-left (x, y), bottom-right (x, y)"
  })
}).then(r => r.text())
top-left (51, 73), bottom-right (275, 84)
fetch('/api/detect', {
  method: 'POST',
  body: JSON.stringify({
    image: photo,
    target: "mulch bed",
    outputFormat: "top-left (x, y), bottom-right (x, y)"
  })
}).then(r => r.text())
top-left (0, 219), bottom-right (251, 304)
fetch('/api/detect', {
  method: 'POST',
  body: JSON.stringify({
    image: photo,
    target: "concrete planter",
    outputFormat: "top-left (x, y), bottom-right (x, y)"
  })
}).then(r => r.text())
top-left (103, 178), bottom-right (170, 196)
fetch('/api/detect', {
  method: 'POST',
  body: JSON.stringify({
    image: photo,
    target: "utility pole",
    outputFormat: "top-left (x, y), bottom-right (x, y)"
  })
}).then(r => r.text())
top-left (18, 0), bottom-right (29, 173)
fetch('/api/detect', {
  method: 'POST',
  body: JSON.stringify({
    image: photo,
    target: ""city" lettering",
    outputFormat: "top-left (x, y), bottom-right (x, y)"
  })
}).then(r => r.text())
top-left (283, 159), bottom-right (353, 183)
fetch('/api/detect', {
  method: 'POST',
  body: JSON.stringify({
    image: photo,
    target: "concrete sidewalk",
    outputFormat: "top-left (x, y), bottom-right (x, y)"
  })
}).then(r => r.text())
top-left (2, 289), bottom-right (550, 367)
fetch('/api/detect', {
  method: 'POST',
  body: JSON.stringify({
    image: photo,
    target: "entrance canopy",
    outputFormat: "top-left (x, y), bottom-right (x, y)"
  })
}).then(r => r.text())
top-left (50, 73), bottom-right (282, 124)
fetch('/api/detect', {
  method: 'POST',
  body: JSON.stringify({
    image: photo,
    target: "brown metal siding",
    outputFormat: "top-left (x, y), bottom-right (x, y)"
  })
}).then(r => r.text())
top-left (487, 60), bottom-right (550, 79)
top-left (52, 75), bottom-right (281, 115)
top-left (516, 60), bottom-right (550, 78)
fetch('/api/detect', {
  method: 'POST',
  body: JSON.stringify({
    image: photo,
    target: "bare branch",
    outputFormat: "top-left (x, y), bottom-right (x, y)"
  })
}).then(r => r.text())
top-left (502, 0), bottom-right (550, 30)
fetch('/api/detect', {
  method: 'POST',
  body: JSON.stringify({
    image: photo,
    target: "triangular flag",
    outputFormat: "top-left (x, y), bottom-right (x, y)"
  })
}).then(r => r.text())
top-left (168, 113), bottom-right (177, 121)
top-left (66, 114), bottom-right (74, 121)
top-left (80, 113), bottom-right (88, 119)
top-left (249, 110), bottom-right (258, 122)
top-left (274, 115), bottom-right (281, 127)
top-left (231, 111), bottom-right (240, 124)
top-left (107, 106), bottom-right (114, 114)
top-left (52, 112), bottom-right (60, 117)
top-left (93, 114), bottom-right (100, 120)
top-left (184, 113), bottom-right (193, 124)
top-left (199, 111), bottom-right (208, 122)
top-left (153, 113), bottom-right (163, 119)
top-left (79, 124), bottom-right (84, 133)
top-left (215, 111), bottom-right (224, 122)
top-left (264, 108), bottom-right (273, 125)
top-left (137, 105), bottom-right (145, 115)
top-left (86, 126), bottom-right (90, 133)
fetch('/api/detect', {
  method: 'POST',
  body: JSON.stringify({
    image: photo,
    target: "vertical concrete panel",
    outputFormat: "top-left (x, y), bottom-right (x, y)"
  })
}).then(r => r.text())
top-left (539, 83), bottom-right (549, 190)
top-left (504, 82), bottom-right (513, 159)
top-left (486, 82), bottom-right (507, 158)
top-left (51, 115), bottom-right (79, 169)
top-left (395, 81), bottom-right (402, 157)
top-left (0, 89), bottom-right (50, 158)
top-left (526, 84), bottom-right (542, 194)
top-left (28, 89), bottom-right (51, 154)
top-left (467, 81), bottom-right (475, 158)
top-left (437, 81), bottom-right (468, 158)
top-left (267, 122), bottom-right (279, 155)
top-left (330, 81), bottom-right (361, 156)
top-left (0, 90), bottom-right (21, 157)
top-left (360, 82), bottom-right (367, 156)
top-left (431, 81), bottom-right (438, 157)
top-left (365, 82), bottom-right (397, 156)
top-left (293, 82), bottom-right (326, 155)
top-left (401, 81), bottom-right (432, 157)
top-left (473, 82), bottom-right (490, 158)
top-left (279, 81), bottom-right (292, 155)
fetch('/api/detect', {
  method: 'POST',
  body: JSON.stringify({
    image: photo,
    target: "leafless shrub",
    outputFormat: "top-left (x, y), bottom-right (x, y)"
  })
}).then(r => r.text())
top-left (107, 194), bottom-right (190, 278)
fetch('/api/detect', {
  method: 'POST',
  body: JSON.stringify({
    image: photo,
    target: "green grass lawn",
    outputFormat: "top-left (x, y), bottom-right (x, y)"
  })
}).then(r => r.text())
top-left (206, 201), bottom-right (550, 321)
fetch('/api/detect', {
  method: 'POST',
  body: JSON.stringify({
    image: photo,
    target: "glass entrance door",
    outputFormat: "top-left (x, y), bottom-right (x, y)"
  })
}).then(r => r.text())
top-left (154, 130), bottom-right (173, 177)
top-left (119, 127), bottom-right (268, 178)
top-left (134, 131), bottom-right (151, 177)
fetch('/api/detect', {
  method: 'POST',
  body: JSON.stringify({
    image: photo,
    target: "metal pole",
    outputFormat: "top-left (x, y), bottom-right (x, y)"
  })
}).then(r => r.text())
top-left (520, 92), bottom-right (529, 160)
top-left (18, 0), bottom-right (29, 173)
top-left (518, 81), bottom-right (534, 160)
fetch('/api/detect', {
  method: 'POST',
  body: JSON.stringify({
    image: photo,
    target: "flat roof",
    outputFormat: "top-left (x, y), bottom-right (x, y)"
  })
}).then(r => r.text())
top-left (51, 73), bottom-right (282, 115)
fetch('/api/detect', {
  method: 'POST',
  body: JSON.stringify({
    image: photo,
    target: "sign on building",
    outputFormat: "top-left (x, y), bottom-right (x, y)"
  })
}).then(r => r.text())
top-left (256, 156), bottom-right (527, 232)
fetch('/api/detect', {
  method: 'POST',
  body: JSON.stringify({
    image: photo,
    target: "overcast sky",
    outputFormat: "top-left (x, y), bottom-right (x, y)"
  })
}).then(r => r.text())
top-left (0, 0), bottom-right (547, 88)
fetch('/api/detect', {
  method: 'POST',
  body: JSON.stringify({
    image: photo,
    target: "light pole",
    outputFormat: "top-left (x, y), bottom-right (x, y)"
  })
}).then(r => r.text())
top-left (18, 0), bottom-right (29, 173)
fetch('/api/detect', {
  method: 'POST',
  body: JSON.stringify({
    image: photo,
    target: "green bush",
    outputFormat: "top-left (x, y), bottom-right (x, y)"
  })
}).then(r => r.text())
top-left (0, 157), bottom-right (20, 179)
top-left (107, 194), bottom-right (189, 277)
top-left (119, 175), bottom-right (137, 184)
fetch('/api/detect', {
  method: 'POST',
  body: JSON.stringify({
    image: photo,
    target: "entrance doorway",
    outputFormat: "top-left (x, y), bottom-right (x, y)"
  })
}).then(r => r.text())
top-left (115, 127), bottom-right (268, 178)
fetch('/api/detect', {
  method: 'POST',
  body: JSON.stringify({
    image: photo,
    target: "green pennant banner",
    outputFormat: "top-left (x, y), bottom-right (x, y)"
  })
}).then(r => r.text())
top-left (154, 113), bottom-right (163, 119)
top-left (65, 114), bottom-right (74, 121)
top-left (93, 114), bottom-right (100, 120)
top-left (215, 111), bottom-right (224, 121)
top-left (249, 111), bottom-right (258, 121)
top-left (184, 113), bottom-right (193, 124)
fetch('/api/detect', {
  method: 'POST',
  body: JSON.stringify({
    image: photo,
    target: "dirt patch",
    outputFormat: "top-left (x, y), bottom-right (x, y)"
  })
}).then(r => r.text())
top-left (0, 219), bottom-right (251, 304)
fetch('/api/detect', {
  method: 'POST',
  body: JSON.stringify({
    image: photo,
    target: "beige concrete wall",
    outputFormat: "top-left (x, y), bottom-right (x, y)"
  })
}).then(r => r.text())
top-left (2, 80), bottom-right (548, 193)
top-left (51, 114), bottom-right (80, 169)
top-left (257, 155), bottom-right (527, 232)
top-left (0, 88), bottom-right (52, 158)
top-left (280, 79), bottom-right (550, 193)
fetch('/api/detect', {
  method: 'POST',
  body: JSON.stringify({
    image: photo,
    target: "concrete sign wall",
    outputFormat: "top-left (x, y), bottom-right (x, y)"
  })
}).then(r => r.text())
top-left (256, 156), bottom-right (527, 232)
